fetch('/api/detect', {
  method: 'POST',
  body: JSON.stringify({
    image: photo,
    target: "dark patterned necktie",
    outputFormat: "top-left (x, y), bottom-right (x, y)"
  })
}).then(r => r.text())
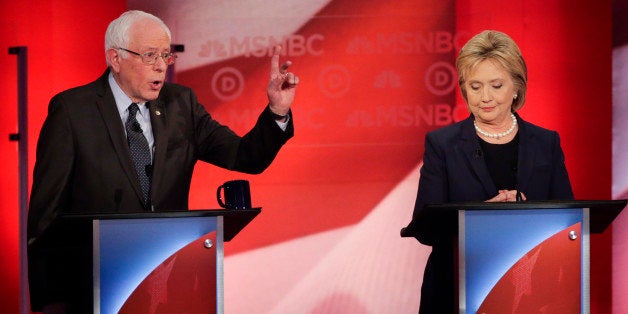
top-left (125, 103), bottom-right (152, 206)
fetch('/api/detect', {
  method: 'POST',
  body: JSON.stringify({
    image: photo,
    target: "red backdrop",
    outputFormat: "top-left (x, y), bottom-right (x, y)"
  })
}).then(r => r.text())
top-left (0, 1), bottom-right (126, 312)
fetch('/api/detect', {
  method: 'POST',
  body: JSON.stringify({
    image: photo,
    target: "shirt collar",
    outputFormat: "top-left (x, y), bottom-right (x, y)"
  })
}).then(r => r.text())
top-left (108, 71), bottom-right (147, 115)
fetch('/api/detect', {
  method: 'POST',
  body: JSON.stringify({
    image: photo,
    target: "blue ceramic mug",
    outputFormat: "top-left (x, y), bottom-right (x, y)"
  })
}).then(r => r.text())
top-left (217, 180), bottom-right (252, 209)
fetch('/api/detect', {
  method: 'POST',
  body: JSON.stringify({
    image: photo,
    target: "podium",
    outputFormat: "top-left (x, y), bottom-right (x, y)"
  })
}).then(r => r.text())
top-left (57, 209), bottom-right (260, 314)
top-left (422, 200), bottom-right (626, 313)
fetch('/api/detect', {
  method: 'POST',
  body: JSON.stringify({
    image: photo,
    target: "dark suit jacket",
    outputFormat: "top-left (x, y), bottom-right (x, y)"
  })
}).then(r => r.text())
top-left (27, 69), bottom-right (293, 311)
top-left (401, 113), bottom-right (573, 313)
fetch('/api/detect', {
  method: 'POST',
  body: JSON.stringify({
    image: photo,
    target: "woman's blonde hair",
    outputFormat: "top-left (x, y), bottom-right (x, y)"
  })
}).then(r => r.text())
top-left (456, 30), bottom-right (527, 111)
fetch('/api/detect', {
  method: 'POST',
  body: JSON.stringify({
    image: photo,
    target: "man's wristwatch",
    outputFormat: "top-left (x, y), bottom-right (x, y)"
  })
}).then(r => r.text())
top-left (270, 111), bottom-right (288, 121)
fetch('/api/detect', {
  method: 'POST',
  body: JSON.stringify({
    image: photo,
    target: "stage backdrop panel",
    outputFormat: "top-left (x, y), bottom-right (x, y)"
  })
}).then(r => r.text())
top-left (121, 0), bottom-right (616, 312)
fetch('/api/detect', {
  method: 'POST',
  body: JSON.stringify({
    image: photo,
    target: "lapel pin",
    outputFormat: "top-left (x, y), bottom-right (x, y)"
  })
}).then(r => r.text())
top-left (155, 110), bottom-right (161, 116)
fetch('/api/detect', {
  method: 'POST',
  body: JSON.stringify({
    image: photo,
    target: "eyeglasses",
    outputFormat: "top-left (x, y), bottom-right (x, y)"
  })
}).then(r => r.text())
top-left (118, 47), bottom-right (177, 65)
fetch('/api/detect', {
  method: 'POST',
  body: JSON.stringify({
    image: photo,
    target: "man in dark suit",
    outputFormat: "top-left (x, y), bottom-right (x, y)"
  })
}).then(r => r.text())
top-left (27, 10), bottom-right (298, 313)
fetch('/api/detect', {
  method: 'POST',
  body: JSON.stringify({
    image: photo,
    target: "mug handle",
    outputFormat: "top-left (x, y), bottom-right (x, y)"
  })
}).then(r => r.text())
top-left (217, 185), bottom-right (227, 208)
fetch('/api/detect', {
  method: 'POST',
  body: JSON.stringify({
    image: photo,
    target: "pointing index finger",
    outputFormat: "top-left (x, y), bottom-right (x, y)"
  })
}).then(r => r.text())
top-left (270, 45), bottom-right (282, 77)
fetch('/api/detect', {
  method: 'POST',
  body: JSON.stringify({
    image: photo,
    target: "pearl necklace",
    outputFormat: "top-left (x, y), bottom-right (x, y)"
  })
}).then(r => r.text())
top-left (474, 113), bottom-right (517, 139)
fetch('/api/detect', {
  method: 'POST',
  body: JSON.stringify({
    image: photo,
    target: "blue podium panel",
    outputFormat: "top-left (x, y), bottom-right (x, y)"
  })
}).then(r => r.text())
top-left (459, 208), bottom-right (588, 313)
top-left (93, 216), bottom-right (224, 314)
